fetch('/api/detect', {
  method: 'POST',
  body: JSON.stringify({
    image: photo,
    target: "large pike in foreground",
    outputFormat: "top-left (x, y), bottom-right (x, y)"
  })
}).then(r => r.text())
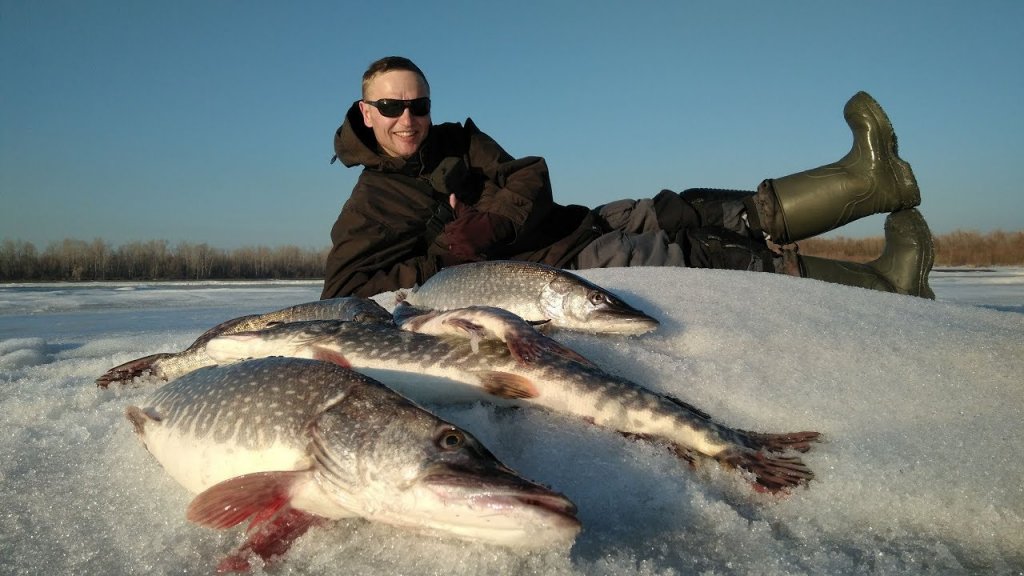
top-left (96, 297), bottom-right (391, 387)
top-left (206, 321), bottom-right (821, 492)
top-left (127, 357), bottom-right (579, 572)
top-left (401, 261), bottom-right (660, 335)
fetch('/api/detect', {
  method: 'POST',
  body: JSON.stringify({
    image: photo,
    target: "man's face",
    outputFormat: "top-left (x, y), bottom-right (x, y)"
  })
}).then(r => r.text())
top-left (359, 70), bottom-right (431, 159)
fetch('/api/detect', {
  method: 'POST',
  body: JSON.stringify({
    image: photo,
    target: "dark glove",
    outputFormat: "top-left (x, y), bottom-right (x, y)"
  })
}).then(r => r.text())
top-left (442, 207), bottom-right (514, 262)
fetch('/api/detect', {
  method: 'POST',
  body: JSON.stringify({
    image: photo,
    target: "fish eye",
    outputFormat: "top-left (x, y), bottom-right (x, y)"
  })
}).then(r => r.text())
top-left (588, 290), bottom-right (609, 306)
top-left (435, 426), bottom-right (465, 451)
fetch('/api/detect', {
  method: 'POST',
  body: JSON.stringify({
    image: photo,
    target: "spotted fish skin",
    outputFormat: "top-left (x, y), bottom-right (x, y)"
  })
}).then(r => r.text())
top-left (128, 358), bottom-right (348, 494)
top-left (96, 297), bottom-right (391, 387)
top-left (207, 321), bottom-right (821, 492)
top-left (127, 356), bottom-right (579, 571)
top-left (401, 261), bottom-right (660, 335)
top-left (392, 301), bottom-right (594, 366)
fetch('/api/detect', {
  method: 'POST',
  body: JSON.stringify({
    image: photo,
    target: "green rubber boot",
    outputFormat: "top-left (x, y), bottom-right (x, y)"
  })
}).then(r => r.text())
top-left (797, 209), bottom-right (935, 299)
top-left (752, 91), bottom-right (921, 244)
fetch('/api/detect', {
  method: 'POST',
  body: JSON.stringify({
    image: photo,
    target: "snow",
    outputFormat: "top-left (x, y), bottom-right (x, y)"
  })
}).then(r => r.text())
top-left (1, 268), bottom-right (1022, 575)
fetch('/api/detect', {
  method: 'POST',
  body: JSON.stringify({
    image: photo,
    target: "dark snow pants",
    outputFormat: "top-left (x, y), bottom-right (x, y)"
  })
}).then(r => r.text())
top-left (570, 189), bottom-right (780, 273)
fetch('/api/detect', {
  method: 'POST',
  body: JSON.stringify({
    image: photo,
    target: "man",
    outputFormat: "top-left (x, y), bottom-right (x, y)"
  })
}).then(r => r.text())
top-left (321, 56), bottom-right (933, 300)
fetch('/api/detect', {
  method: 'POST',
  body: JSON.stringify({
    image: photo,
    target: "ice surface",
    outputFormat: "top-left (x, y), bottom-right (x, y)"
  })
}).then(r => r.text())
top-left (1, 269), bottom-right (1022, 575)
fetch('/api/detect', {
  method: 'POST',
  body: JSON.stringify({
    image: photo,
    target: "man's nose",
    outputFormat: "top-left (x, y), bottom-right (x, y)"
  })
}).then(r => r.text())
top-left (398, 109), bottom-right (424, 129)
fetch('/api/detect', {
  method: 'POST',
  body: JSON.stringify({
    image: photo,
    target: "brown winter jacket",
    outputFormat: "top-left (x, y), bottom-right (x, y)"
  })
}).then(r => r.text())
top-left (320, 103), bottom-right (601, 298)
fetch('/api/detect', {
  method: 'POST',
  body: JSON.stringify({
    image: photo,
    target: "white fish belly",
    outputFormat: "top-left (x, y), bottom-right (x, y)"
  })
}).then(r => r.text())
top-left (140, 425), bottom-right (311, 495)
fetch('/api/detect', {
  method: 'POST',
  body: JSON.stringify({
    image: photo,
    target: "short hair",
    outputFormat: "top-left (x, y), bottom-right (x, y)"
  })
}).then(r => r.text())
top-left (361, 56), bottom-right (430, 98)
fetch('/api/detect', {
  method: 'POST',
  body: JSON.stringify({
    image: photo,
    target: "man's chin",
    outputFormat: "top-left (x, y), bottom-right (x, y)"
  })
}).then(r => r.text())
top-left (386, 142), bottom-right (422, 158)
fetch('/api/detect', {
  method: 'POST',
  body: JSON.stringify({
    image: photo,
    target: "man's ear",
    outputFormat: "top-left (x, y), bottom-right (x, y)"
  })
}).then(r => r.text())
top-left (358, 101), bottom-right (373, 128)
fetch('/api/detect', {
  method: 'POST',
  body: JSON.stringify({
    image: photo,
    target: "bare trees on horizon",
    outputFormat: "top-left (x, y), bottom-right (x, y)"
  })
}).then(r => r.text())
top-left (2, 229), bottom-right (1022, 282)
top-left (0, 238), bottom-right (327, 282)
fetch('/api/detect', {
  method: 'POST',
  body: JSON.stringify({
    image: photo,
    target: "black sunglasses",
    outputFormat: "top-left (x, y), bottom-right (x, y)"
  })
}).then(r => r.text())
top-left (362, 97), bottom-right (431, 118)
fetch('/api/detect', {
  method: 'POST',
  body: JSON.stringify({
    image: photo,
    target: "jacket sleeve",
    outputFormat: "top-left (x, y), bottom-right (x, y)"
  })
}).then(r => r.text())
top-left (320, 186), bottom-right (450, 299)
top-left (441, 119), bottom-right (556, 252)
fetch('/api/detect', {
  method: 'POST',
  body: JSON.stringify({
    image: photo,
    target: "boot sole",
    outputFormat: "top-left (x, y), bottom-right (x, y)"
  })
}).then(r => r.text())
top-left (850, 91), bottom-right (921, 209)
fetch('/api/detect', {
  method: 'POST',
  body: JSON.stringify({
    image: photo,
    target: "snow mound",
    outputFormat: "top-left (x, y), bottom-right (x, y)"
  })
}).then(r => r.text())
top-left (1, 268), bottom-right (1022, 575)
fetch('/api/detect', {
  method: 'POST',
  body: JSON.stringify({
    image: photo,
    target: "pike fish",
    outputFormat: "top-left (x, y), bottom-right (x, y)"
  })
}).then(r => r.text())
top-left (96, 297), bottom-right (391, 387)
top-left (206, 321), bottom-right (821, 492)
top-left (392, 300), bottom-right (594, 366)
top-left (400, 261), bottom-right (660, 335)
top-left (126, 356), bottom-right (579, 572)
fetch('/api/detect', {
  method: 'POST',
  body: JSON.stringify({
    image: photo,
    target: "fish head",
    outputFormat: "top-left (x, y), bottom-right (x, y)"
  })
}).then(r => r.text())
top-left (310, 384), bottom-right (580, 548)
top-left (324, 297), bottom-right (394, 324)
top-left (542, 276), bottom-right (660, 335)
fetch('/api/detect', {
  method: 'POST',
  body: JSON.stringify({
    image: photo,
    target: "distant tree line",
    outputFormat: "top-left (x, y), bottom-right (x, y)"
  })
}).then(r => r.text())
top-left (2, 229), bottom-right (1022, 283)
top-left (0, 238), bottom-right (328, 282)
top-left (799, 229), bottom-right (1024, 267)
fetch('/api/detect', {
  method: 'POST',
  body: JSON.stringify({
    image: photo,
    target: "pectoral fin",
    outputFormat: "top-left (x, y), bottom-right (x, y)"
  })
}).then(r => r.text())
top-left (313, 346), bottom-right (352, 369)
top-left (476, 371), bottom-right (540, 399)
top-left (189, 471), bottom-right (331, 571)
top-left (186, 470), bottom-right (307, 529)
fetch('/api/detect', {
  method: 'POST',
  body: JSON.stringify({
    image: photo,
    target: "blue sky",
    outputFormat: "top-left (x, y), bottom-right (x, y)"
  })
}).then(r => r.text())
top-left (2, 0), bottom-right (1022, 250)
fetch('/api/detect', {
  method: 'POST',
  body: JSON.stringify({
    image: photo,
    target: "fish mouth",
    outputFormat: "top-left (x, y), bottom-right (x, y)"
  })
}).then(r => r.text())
top-left (590, 308), bottom-right (660, 333)
top-left (422, 468), bottom-right (579, 524)
top-left (389, 468), bottom-right (581, 548)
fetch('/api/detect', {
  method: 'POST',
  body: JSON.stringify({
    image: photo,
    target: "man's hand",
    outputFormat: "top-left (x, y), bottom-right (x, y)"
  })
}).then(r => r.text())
top-left (443, 194), bottom-right (513, 261)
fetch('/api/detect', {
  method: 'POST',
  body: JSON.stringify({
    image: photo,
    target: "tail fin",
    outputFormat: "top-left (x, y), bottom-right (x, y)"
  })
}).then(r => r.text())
top-left (625, 431), bottom-right (815, 492)
top-left (715, 447), bottom-right (816, 492)
top-left (96, 353), bottom-right (173, 387)
top-left (719, 429), bottom-right (821, 491)
top-left (737, 430), bottom-right (821, 453)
